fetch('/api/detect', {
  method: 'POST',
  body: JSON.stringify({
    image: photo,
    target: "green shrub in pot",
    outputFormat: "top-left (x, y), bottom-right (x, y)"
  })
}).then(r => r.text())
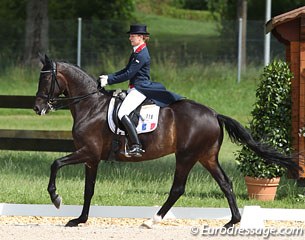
top-left (235, 60), bottom-right (293, 178)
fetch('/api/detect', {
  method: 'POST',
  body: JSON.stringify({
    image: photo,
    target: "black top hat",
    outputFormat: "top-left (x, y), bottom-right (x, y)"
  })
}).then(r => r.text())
top-left (127, 24), bottom-right (150, 35)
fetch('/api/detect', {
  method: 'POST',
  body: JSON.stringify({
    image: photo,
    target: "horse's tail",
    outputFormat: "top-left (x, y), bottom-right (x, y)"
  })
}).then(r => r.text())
top-left (217, 114), bottom-right (300, 176)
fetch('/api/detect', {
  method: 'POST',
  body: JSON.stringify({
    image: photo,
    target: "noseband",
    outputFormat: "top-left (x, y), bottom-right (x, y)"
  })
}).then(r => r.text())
top-left (37, 61), bottom-right (99, 110)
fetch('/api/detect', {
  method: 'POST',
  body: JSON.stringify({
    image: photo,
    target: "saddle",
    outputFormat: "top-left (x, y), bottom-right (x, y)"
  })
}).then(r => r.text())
top-left (107, 89), bottom-right (160, 135)
top-left (107, 89), bottom-right (160, 157)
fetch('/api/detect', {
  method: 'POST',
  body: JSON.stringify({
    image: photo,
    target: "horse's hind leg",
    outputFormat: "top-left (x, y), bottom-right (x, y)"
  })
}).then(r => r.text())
top-left (200, 156), bottom-right (241, 228)
top-left (142, 154), bottom-right (196, 228)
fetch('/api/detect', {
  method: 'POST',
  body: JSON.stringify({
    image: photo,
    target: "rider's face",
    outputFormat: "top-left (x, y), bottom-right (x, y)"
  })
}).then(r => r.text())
top-left (129, 34), bottom-right (144, 47)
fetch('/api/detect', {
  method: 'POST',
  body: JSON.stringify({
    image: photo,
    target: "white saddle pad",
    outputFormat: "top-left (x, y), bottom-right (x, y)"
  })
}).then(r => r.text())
top-left (107, 97), bottom-right (160, 135)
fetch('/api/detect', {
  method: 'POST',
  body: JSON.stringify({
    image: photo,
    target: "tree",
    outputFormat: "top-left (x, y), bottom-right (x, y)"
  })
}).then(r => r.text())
top-left (206, 0), bottom-right (304, 20)
top-left (24, 0), bottom-right (48, 65)
top-left (0, 0), bottom-right (135, 66)
top-left (48, 0), bottom-right (134, 20)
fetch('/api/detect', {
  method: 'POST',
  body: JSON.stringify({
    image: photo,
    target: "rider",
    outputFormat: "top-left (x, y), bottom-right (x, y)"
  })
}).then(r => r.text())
top-left (99, 24), bottom-right (183, 157)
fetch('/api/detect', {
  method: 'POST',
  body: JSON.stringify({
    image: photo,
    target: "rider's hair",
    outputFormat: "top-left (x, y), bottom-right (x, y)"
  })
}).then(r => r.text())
top-left (143, 35), bottom-right (150, 43)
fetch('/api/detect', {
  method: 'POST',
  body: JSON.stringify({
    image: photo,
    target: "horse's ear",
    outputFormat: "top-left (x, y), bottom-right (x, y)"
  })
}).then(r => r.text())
top-left (38, 52), bottom-right (45, 65)
top-left (44, 54), bottom-right (52, 67)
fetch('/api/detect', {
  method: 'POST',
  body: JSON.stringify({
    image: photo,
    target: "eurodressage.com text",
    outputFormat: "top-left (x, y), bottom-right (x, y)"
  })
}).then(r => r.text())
top-left (190, 225), bottom-right (304, 238)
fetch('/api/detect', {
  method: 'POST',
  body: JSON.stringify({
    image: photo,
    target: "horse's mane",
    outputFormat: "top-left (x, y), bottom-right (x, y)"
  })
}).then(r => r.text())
top-left (58, 61), bottom-right (97, 82)
top-left (57, 60), bottom-right (113, 96)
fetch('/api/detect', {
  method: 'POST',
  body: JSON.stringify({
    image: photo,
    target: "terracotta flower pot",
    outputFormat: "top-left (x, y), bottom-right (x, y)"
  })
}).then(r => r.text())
top-left (244, 176), bottom-right (281, 201)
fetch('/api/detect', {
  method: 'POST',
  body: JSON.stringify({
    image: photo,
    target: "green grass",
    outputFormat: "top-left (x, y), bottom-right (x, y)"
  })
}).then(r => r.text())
top-left (136, 12), bottom-right (219, 37)
top-left (0, 151), bottom-right (304, 209)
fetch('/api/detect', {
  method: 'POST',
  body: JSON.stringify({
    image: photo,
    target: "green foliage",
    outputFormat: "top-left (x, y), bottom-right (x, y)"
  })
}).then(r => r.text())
top-left (248, 0), bottom-right (304, 20)
top-left (207, 0), bottom-right (228, 18)
top-left (0, 0), bottom-right (135, 67)
top-left (0, 0), bottom-right (135, 20)
top-left (49, 0), bottom-right (135, 20)
top-left (0, 0), bottom-right (26, 19)
top-left (216, 0), bottom-right (304, 20)
top-left (236, 60), bottom-right (293, 178)
top-left (159, 5), bottom-right (216, 21)
top-left (181, 0), bottom-right (209, 10)
top-left (135, 0), bottom-right (215, 21)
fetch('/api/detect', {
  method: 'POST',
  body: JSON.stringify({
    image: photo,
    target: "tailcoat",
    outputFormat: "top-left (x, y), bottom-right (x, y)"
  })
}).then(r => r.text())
top-left (107, 44), bottom-right (183, 107)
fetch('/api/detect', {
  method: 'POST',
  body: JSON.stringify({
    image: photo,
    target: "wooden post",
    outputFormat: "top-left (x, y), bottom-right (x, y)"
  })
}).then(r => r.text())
top-left (266, 7), bottom-right (305, 182)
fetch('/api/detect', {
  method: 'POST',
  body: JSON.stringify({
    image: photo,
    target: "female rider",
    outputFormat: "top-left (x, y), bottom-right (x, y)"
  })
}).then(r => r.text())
top-left (99, 24), bottom-right (182, 157)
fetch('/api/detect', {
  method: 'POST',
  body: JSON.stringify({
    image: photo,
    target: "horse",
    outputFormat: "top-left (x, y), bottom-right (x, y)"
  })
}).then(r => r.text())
top-left (33, 54), bottom-right (299, 228)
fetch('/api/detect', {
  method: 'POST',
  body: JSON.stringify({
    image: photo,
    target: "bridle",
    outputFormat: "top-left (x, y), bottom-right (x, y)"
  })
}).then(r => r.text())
top-left (37, 61), bottom-right (100, 110)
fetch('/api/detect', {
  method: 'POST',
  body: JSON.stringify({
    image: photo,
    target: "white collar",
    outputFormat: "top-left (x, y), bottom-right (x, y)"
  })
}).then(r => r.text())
top-left (133, 44), bottom-right (141, 52)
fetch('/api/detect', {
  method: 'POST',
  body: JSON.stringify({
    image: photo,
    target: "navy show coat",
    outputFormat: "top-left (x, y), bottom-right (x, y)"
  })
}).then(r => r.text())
top-left (107, 44), bottom-right (183, 107)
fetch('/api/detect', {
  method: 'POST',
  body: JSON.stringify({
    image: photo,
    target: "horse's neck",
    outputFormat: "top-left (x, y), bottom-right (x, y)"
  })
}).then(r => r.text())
top-left (58, 63), bottom-right (96, 97)
top-left (57, 63), bottom-right (109, 120)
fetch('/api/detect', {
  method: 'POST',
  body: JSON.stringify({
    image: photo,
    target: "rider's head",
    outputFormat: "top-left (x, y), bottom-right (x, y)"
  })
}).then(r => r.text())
top-left (127, 24), bottom-right (150, 46)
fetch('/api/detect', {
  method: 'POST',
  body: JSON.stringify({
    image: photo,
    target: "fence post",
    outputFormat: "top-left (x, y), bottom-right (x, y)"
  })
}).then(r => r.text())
top-left (264, 0), bottom-right (272, 66)
top-left (77, 17), bottom-right (82, 67)
top-left (237, 18), bottom-right (243, 83)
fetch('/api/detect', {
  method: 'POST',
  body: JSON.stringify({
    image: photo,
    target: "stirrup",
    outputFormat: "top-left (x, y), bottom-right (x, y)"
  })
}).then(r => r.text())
top-left (121, 140), bottom-right (145, 158)
top-left (123, 144), bottom-right (144, 157)
top-left (128, 145), bottom-right (145, 157)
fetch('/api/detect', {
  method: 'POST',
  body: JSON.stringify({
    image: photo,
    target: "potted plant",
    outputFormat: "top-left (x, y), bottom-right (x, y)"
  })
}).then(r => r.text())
top-left (236, 60), bottom-right (293, 201)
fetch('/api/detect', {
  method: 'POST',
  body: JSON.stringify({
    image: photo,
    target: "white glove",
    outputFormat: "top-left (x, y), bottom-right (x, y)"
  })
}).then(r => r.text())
top-left (99, 75), bottom-right (108, 87)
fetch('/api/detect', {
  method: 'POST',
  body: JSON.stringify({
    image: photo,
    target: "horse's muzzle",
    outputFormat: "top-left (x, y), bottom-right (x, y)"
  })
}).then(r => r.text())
top-left (33, 98), bottom-right (50, 115)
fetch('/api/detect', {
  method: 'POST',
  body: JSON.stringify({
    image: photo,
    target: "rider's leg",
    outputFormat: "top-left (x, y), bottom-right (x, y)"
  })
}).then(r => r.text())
top-left (118, 88), bottom-right (146, 156)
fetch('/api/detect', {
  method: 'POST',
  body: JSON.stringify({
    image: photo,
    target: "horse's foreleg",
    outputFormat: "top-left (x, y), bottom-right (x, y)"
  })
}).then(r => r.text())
top-left (47, 151), bottom-right (89, 209)
top-left (65, 164), bottom-right (98, 227)
top-left (142, 158), bottom-right (195, 228)
top-left (48, 159), bottom-right (62, 209)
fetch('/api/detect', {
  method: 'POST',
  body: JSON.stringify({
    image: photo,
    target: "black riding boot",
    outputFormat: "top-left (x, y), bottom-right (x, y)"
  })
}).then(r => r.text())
top-left (121, 115), bottom-right (145, 157)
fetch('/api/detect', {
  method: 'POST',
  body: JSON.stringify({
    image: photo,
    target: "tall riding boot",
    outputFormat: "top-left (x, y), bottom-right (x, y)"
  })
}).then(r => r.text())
top-left (120, 115), bottom-right (145, 157)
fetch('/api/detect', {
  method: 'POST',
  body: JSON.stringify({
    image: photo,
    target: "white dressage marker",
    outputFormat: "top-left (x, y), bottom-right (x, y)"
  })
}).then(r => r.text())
top-left (240, 205), bottom-right (264, 229)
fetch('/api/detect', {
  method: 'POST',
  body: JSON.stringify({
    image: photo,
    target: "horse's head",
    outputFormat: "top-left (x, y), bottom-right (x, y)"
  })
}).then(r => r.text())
top-left (34, 54), bottom-right (66, 115)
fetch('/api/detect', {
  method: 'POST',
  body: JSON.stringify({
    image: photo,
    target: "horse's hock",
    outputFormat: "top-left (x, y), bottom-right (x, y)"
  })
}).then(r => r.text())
top-left (266, 6), bottom-right (305, 182)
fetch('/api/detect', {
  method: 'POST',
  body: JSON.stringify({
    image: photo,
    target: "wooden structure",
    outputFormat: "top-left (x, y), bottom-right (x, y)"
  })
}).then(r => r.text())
top-left (0, 95), bottom-right (74, 152)
top-left (266, 6), bottom-right (305, 180)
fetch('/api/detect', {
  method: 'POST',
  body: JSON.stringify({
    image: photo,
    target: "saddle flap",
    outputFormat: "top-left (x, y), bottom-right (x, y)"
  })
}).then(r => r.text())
top-left (107, 96), bottom-right (160, 135)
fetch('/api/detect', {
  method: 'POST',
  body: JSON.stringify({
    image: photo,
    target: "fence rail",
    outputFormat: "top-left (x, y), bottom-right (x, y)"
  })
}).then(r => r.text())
top-left (0, 95), bottom-right (74, 152)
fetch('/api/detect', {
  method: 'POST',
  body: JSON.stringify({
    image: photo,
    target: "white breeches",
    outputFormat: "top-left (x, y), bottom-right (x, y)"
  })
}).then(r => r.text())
top-left (118, 88), bottom-right (146, 120)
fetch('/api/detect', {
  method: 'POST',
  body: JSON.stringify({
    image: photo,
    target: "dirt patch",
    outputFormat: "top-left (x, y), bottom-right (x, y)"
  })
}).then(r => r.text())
top-left (0, 216), bottom-right (304, 240)
top-left (0, 216), bottom-right (227, 227)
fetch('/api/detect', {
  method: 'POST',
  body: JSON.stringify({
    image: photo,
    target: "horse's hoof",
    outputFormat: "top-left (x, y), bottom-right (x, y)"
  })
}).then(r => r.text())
top-left (52, 195), bottom-right (62, 209)
top-left (140, 219), bottom-right (154, 229)
top-left (223, 223), bottom-right (232, 229)
top-left (65, 219), bottom-right (79, 227)
top-left (223, 221), bottom-right (238, 229)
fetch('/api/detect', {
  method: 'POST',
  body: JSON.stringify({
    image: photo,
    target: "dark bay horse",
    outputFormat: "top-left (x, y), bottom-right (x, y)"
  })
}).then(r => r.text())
top-left (34, 55), bottom-right (298, 228)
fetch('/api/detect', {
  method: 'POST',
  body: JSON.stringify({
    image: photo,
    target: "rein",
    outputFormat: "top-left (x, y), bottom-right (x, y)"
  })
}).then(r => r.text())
top-left (40, 61), bottom-right (100, 110)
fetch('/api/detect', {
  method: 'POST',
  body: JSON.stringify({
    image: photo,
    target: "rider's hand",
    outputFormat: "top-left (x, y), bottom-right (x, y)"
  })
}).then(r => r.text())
top-left (99, 75), bottom-right (108, 87)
